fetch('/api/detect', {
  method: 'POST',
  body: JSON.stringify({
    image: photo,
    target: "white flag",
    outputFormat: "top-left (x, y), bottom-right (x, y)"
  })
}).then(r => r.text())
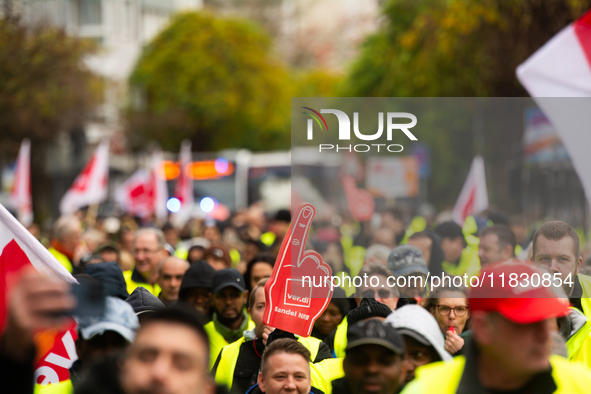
top-left (452, 156), bottom-right (488, 225)
top-left (517, 11), bottom-right (591, 208)
top-left (150, 148), bottom-right (168, 222)
top-left (9, 139), bottom-right (33, 227)
top-left (173, 140), bottom-right (194, 226)
top-left (60, 141), bottom-right (109, 216)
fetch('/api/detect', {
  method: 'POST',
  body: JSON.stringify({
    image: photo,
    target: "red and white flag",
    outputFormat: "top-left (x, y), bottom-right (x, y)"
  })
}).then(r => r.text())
top-left (517, 10), bottom-right (591, 207)
top-left (0, 203), bottom-right (78, 386)
top-left (173, 140), bottom-right (194, 226)
top-left (9, 139), bottom-right (33, 227)
top-left (114, 169), bottom-right (152, 219)
top-left (150, 148), bottom-right (169, 222)
top-left (451, 155), bottom-right (488, 225)
top-left (59, 141), bottom-right (109, 216)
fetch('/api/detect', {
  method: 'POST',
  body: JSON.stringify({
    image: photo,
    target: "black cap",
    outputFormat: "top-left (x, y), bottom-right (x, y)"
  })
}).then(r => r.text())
top-left (179, 260), bottom-right (216, 299)
top-left (274, 209), bottom-right (291, 223)
top-left (434, 221), bottom-right (466, 246)
top-left (212, 268), bottom-right (246, 294)
top-left (346, 319), bottom-right (405, 355)
top-left (347, 293), bottom-right (392, 325)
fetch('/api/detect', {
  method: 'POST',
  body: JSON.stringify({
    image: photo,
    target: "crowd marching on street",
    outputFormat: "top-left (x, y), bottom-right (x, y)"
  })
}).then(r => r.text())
top-left (4, 203), bottom-right (591, 394)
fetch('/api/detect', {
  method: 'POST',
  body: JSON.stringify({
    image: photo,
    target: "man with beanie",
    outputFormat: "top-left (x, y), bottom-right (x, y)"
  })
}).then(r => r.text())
top-left (204, 268), bottom-right (254, 370)
top-left (179, 259), bottom-right (216, 320)
top-left (385, 305), bottom-right (452, 388)
top-left (125, 287), bottom-right (165, 324)
top-left (387, 245), bottom-right (429, 299)
top-left (326, 292), bottom-right (393, 358)
top-left (403, 263), bottom-right (591, 393)
top-left (312, 287), bottom-right (350, 341)
top-left (331, 319), bottom-right (405, 394)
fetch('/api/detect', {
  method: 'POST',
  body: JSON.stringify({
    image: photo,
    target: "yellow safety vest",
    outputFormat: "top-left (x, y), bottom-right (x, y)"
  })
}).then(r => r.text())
top-left (310, 358), bottom-right (344, 394)
top-left (333, 316), bottom-right (348, 359)
top-left (214, 336), bottom-right (323, 390)
top-left (260, 232), bottom-right (276, 247)
top-left (400, 216), bottom-right (427, 245)
top-left (566, 315), bottom-right (591, 369)
top-left (577, 273), bottom-right (591, 321)
top-left (34, 380), bottom-right (73, 394)
top-left (441, 243), bottom-right (480, 279)
top-left (348, 246), bottom-right (366, 277)
top-left (122, 269), bottom-right (161, 296)
top-left (401, 355), bottom-right (591, 394)
top-left (205, 319), bottom-right (255, 371)
top-left (48, 248), bottom-right (73, 273)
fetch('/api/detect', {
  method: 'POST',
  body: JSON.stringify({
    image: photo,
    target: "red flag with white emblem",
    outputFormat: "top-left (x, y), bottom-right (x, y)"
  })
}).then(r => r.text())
top-left (0, 203), bottom-right (78, 386)
top-left (451, 155), bottom-right (488, 225)
top-left (9, 139), bottom-right (33, 227)
top-left (114, 169), bottom-right (153, 219)
top-left (59, 141), bottom-right (109, 215)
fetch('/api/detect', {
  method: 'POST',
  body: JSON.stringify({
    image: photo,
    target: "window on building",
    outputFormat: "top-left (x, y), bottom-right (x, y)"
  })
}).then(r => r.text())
top-left (79, 0), bottom-right (102, 26)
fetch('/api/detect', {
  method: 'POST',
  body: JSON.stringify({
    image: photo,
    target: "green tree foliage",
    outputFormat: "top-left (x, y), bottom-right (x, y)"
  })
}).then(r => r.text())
top-left (343, 0), bottom-right (591, 209)
top-left (0, 19), bottom-right (101, 153)
top-left (129, 11), bottom-right (296, 152)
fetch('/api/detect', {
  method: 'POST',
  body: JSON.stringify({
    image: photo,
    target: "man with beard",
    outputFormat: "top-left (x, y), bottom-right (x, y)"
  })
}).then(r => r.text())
top-left (204, 268), bottom-right (254, 370)
top-left (330, 319), bottom-right (405, 394)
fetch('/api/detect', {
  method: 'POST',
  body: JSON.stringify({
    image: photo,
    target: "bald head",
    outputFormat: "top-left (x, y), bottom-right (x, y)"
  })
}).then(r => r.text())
top-left (158, 257), bottom-right (190, 304)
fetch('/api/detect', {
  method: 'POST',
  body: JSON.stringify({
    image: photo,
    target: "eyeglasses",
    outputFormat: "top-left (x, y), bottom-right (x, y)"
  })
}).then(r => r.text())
top-left (436, 305), bottom-right (468, 317)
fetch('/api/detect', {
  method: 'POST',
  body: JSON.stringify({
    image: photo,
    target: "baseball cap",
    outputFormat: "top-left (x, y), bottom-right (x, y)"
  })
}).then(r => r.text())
top-left (387, 245), bottom-right (429, 277)
top-left (469, 262), bottom-right (570, 324)
top-left (212, 268), bottom-right (246, 294)
top-left (346, 319), bottom-right (405, 355)
top-left (77, 296), bottom-right (139, 343)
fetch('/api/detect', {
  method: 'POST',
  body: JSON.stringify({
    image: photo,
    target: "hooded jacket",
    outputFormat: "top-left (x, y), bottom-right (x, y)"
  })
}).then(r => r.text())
top-left (125, 287), bottom-right (165, 315)
top-left (385, 304), bottom-right (452, 362)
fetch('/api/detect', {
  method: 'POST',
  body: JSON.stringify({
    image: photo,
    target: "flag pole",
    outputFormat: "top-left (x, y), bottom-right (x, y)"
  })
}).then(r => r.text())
top-left (86, 203), bottom-right (99, 228)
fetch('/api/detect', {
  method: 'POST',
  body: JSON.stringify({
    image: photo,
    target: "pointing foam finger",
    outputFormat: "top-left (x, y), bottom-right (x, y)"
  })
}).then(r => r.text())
top-left (289, 203), bottom-right (315, 268)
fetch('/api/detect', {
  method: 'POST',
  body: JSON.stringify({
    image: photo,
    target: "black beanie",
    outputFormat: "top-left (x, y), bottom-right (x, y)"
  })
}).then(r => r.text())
top-left (330, 287), bottom-right (351, 317)
top-left (347, 292), bottom-right (392, 325)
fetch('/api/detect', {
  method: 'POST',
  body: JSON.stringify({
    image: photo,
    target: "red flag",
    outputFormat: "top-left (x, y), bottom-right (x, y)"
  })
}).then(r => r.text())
top-left (451, 156), bottom-right (488, 225)
top-left (341, 175), bottom-right (375, 222)
top-left (114, 169), bottom-right (152, 218)
top-left (0, 203), bottom-right (77, 386)
top-left (9, 139), bottom-right (33, 227)
top-left (173, 140), bottom-right (194, 226)
top-left (59, 141), bottom-right (109, 215)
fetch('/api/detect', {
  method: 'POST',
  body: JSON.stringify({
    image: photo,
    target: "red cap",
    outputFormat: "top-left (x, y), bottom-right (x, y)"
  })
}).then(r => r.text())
top-left (469, 262), bottom-right (570, 324)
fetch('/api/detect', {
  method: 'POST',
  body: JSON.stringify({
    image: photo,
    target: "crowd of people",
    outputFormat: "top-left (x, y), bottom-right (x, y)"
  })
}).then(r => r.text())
top-left (4, 204), bottom-right (591, 393)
